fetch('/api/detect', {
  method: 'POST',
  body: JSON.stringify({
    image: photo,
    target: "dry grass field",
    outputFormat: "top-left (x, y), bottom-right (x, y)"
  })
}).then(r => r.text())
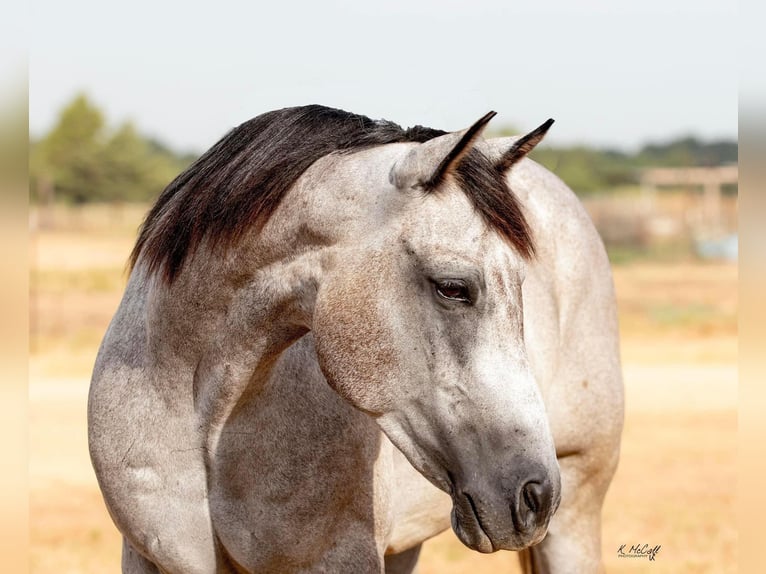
top-left (29, 205), bottom-right (736, 573)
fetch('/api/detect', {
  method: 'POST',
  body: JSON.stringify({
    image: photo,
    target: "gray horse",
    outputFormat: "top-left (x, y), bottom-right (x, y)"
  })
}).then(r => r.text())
top-left (89, 106), bottom-right (623, 574)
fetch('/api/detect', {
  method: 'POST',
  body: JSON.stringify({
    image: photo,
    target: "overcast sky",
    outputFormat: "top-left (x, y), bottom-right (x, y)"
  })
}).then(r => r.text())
top-left (29, 0), bottom-right (737, 153)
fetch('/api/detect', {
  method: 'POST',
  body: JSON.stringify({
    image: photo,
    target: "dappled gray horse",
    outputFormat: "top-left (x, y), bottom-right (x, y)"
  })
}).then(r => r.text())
top-left (89, 106), bottom-right (623, 574)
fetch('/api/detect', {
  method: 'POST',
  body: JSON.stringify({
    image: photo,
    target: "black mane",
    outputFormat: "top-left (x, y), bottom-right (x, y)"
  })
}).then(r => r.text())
top-left (130, 105), bottom-right (534, 282)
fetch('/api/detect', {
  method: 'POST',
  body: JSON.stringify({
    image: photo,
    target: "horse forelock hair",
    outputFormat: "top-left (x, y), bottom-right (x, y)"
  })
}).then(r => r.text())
top-left (130, 105), bottom-right (535, 283)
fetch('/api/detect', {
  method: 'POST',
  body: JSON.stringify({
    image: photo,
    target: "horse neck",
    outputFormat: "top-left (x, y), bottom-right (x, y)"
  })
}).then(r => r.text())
top-left (144, 151), bottom-right (388, 450)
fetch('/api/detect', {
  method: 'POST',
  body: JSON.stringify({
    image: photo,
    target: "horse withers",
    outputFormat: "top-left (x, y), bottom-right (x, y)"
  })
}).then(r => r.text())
top-left (88, 106), bottom-right (623, 573)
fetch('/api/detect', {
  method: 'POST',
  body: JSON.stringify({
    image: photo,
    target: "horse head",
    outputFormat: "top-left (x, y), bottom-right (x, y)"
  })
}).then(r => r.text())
top-left (312, 113), bottom-right (561, 552)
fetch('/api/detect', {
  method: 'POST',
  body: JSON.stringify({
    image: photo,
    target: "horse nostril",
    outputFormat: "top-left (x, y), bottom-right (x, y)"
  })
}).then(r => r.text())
top-left (522, 482), bottom-right (542, 514)
top-left (517, 480), bottom-right (553, 533)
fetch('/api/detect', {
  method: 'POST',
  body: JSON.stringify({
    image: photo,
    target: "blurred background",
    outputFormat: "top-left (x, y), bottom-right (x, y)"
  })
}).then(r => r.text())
top-left (28, 1), bottom-right (736, 572)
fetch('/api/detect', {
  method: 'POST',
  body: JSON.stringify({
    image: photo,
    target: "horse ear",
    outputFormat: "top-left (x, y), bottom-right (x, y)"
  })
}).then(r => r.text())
top-left (390, 111), bottom-right (496, 191)
top-left (493, 118), bottom-right (554, 173)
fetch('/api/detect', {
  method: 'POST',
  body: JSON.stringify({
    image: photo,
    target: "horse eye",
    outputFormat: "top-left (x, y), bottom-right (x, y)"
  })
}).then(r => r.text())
top-left (435, 281), bottom-right (471, 303)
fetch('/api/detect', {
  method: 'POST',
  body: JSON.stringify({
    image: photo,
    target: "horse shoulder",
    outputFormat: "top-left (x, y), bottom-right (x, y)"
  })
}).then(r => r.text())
top-left (89, 272), bottom-right (218, 574)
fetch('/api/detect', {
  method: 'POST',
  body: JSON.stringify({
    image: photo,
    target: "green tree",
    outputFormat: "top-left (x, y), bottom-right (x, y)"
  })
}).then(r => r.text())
top-left (30, 93), bottom-right (197, 204)
top-left (36, 93), bottom-right (107, 203)
top-left (99, 122), bottom-right (152, 201)
top-left (98, 122), bottom-right (189, 202)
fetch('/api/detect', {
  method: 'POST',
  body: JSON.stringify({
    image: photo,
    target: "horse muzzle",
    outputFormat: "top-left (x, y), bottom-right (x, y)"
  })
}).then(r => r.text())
top-left (448, 460), bottom-right (561, 552)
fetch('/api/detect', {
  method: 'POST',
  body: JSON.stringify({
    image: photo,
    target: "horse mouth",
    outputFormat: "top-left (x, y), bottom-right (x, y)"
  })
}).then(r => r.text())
top-left (450, 491), bottom-right (495, 553)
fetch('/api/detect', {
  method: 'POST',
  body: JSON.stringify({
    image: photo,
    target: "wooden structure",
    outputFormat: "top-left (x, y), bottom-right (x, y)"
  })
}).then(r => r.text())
top-left (640, 165), bottom-right (738, 235)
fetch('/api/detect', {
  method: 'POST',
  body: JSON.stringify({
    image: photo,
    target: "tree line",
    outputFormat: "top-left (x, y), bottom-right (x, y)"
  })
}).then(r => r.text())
top-left (31, 94), bottom-right (738, 203)
top-left (30, 94), bottom-right (196, 204)
top-left (528, 137), bottom-right (737, 194)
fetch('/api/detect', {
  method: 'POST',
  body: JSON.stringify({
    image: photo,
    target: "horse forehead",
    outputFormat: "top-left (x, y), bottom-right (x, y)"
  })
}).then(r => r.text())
top-left (400, 188), bottom-right (485, 241)
top-left (399, 189), bottom-right (514, 264)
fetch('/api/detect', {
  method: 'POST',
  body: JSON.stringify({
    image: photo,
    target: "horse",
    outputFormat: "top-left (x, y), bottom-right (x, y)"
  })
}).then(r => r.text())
top-left (88, 105), bottom-right (624, 574)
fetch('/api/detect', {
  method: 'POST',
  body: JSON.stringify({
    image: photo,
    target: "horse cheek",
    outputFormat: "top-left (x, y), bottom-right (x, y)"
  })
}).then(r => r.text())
top-left (312, 272), bottom-right (401, 416)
